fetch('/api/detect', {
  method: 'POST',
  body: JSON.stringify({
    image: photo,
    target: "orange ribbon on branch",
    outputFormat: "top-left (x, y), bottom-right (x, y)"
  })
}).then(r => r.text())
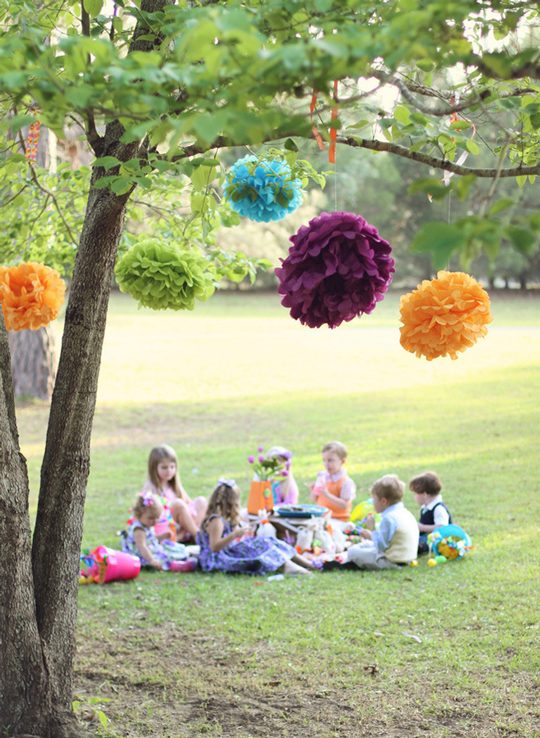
top-left (310, 81), bottom-right (339, 163)
top-left (310, 91), bottom-right (326, 151)
top-left (328, 79), bottom-right (339, 164)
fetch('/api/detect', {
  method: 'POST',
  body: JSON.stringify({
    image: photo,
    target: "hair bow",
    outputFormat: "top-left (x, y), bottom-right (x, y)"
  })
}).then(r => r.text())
top-left (141, 492), bottom-right (155, 507)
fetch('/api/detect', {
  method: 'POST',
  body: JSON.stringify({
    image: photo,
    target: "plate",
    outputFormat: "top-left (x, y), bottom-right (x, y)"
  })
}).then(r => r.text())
top-left (273, 504), bottom-right (327, 518)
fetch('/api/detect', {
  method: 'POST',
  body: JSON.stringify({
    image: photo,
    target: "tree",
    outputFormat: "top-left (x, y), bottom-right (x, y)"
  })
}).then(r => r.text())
top-left (0, 1), bottom-right (539, 735)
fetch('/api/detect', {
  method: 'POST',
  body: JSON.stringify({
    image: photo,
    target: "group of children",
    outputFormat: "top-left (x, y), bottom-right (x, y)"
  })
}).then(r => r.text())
top-left (122, 442), bottom-right (453, 576)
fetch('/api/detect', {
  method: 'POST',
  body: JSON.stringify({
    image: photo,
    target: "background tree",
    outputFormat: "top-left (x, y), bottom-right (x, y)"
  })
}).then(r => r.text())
top-left (0, 1), bottom-right (539, 735)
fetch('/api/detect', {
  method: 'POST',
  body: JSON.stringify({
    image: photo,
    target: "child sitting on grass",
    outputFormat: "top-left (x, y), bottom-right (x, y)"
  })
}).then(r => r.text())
top-left (310, 441), bottom-right (356, 522)
top-left (409, 471), bottom-right (453, 555)
top-left (122, 492), bottom-right (194, 571)
top-left (197, 480), bottom-right (315, 576)
top-left (343, 474), bottom-right (418, 570)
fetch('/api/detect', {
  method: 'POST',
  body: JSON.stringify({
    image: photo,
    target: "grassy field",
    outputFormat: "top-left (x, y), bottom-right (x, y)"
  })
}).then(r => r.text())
top-left (16, 290), bottom-right (540, 738)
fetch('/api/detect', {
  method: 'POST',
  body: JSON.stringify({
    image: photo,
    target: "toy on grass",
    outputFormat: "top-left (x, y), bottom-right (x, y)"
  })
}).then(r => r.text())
top-left (427, 524), bottom-right (472, 566)
top-left (350, 497), bottom-right (381, 528)
top-left (223, 155), bottom-right (303, 222)
top-left (79, 545), bottom-right (141, 585)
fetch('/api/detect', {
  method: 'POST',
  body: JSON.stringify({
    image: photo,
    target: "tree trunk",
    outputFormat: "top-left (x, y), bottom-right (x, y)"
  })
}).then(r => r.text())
top-left (8, 327), bottom-right (57, 401)
top-left (0, 4), bottom-right (169, 733)
top-left (33, 177), bottom-right (129, 729)
top-left (1, 157), bottom-right (132, 738)
top-left (0, 318), bottom-right (56, 736)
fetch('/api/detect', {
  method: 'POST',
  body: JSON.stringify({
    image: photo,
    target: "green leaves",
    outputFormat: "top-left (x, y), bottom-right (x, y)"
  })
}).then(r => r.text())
top-left (412, 222), bottom-right (464, 270)
top-left (83, 0), bottom-right (104, 18)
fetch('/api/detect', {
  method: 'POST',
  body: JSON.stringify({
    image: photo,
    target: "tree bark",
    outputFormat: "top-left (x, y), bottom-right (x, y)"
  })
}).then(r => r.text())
top-left (0, 317), bottom-right (53, 735)
top-left (31, 168), bottom-right (130, 722)
top-left (0, 3), bottom-right (171, 734)
top-left (8, 328), bottom-right (57, 401)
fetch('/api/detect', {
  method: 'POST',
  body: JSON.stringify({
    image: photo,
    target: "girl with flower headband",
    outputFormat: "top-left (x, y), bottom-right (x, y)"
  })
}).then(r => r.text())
top-left (121, 492), bottom-right (195, 571)
top-left (197, 480), bottom-right (314, 575)
top-left (141, 445), bottom-right (207, 543)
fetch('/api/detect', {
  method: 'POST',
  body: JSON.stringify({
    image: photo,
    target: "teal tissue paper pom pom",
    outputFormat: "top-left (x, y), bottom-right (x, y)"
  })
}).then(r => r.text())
top-left (223, 155), bottom-right (303, 222)
top-left (115, 239), bottom-right (216, 310)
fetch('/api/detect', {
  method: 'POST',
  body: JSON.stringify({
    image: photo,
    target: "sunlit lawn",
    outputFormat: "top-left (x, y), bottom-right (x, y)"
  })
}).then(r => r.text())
top-left (16, 289), bottom-right (540, 737)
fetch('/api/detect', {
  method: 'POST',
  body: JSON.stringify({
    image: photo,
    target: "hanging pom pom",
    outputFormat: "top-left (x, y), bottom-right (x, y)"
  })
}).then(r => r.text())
top-left (0, 262), bottom-right (65, 331)
top-left (223, 155), bottom-right (303, 222)
top-left (399, 271), bottom-right (492, 360)
top-left (275, 211), bottom-right (394, 328)
top-left (115, 239), bottom-right (216, 311)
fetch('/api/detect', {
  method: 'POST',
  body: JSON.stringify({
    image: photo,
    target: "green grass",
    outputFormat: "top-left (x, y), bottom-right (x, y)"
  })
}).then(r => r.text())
top-left (16, 290), bottom-right (540, 738)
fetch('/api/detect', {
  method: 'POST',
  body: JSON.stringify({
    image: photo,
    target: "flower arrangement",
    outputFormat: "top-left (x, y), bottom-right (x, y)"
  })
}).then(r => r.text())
top-left (275, 211), bottom-right (395, 328)
top-left (399, 270), bottom-right (492, 360)
top-left (223, 155), bottom-right (303, 222)
top-left (0, 262), bottom-right (65, 331)
top-left (248, 446), bottom-right (290, 482)
top-left (115, 238), bottom-right (216, 311)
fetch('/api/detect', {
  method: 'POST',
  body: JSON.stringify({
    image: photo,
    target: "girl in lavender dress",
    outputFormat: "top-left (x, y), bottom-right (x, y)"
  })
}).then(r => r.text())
top-left (122, 492), bottom-right (194, 571)
top-left (197, 480), bottom-right (314, 576)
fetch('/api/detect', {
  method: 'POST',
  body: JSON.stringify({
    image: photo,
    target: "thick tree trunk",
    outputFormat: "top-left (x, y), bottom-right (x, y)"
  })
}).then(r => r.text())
top-left (0, 4), bottom-right (169, 734)
top-left (8, 327), bottom-right (57, 401)
top-left (1, 159), bottom-right (131, 738)
top-left (31, 175), bottom-right (129, 722)
top-left (0, 318), bottom-right (53, 735)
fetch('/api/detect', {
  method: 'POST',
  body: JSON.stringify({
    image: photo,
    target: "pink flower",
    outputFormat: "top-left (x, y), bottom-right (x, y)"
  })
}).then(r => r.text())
top-left (257, 446), bottom-right (264, 452)
top-left (248, 455), bottom-right (255, 464)
top-left (258, 455), bottom-right (265, 463)
top-left (281, 470), bottom-right (289, 477)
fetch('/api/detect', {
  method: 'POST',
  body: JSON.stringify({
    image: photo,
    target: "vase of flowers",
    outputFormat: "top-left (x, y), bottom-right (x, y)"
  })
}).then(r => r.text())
top-left (246, 446), bottom-right (289, 515)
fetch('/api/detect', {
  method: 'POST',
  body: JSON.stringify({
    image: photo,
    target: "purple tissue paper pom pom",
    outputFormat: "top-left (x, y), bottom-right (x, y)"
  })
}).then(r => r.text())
top-left (275, 211), bottom-right (395, 328)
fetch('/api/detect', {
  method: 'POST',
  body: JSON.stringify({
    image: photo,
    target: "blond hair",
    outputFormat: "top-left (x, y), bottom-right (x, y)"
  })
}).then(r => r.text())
top-left (202, 481), bottom-right (241, 530)
top-left (147, 444), bottom-right (184, 498)
top-left (322, 441), bottom-right (348, 461)
top-left (132, 492), bottom-right (163, 521)
top-left (371, 474), bottom-right (405, 505)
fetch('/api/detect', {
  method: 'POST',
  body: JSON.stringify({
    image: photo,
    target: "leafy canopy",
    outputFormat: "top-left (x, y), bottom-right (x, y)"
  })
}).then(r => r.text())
top-left (0, 0), bottom-right (539, 272)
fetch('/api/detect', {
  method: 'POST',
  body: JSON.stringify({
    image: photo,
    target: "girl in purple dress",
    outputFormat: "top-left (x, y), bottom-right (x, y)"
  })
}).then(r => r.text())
top-left (197, 480), bottom-right (314, 575)
top-left (122, 493), bottom-right (193, 571)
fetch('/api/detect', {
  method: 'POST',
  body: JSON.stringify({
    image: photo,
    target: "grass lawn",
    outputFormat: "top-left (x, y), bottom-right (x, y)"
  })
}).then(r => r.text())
top-left (17, 289), bottom-right (540, 738)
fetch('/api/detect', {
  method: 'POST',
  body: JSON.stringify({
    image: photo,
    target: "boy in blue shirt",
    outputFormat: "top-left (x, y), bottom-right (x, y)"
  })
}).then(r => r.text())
top-left (344, 474), bottom-right (418, 569)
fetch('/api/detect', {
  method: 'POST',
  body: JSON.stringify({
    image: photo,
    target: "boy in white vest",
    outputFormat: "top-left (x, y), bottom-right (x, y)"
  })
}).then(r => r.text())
top-left (345, 474), bottom-right (418, 570)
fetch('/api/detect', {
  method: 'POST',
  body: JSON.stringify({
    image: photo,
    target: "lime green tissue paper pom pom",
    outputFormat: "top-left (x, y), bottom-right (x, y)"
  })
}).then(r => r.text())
top-left (115, 239), bottom-right (216, 310)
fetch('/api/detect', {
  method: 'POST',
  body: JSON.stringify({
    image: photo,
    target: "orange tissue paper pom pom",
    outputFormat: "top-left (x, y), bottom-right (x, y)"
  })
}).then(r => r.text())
top-left (399, 271), bottom-right (492, 361)
top-left (0, 262), bottom-right (66, 331)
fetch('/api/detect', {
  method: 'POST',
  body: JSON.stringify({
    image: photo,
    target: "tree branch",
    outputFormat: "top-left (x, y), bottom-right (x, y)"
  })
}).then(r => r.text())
top-left (338, 135), bottom-right (540, 177)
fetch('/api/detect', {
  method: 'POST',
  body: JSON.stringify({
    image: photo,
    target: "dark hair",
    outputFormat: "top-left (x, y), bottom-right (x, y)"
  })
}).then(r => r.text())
top-left (409, 472), bottom-right (442, 497)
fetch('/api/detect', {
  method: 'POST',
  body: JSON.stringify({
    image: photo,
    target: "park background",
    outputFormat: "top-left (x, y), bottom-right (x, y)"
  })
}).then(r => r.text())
top-left (17, 283), bottom-right (540, 738)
